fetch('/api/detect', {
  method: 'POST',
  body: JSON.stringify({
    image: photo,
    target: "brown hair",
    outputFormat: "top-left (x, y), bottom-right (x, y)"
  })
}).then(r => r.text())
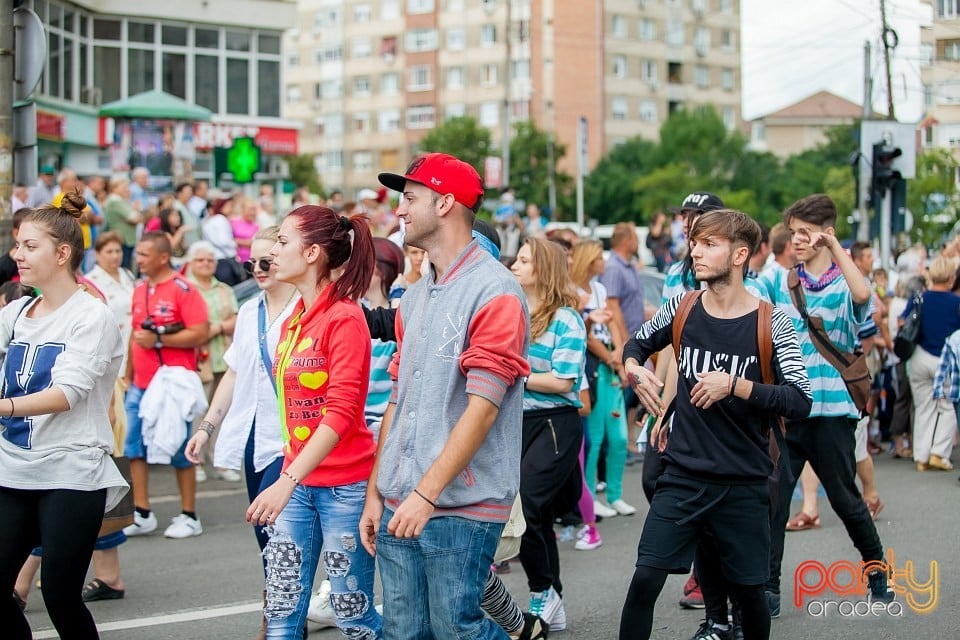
top-left (769, 223), bottom-right (791, 256)
top-left (139, 230), bottom-right (173, 257)
top-left (570, 240), bottom-right (603, 289)
top-left (254, 225), bottom-right (279, 242)
top-left (784, 194), bottom-right (837, 229)
top-left (689, 209), bottom-right (761, 255)
top-left (610, 222), bottom-right (636, 249)
top-left (94, 230), bottom-right (123, 252)
top-left (525, 237), bottom-right (580, 339)
top-left (27, 191), bottom-right (86, 272)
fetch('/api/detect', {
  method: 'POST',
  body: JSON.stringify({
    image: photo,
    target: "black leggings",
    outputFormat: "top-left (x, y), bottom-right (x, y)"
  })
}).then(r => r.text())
top-left (619, 565), bottom-right (771, 640)
top-left (0, 486), bottom-right (107, 640)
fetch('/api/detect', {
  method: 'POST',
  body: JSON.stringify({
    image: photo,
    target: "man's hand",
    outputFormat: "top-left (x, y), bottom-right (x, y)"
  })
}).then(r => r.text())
top-left (690, 370), bottom-right (732, 409)
top-left (359, 492), bottom-right (385, 556)
top-left (624, 360), bottom-right (665, 417)
top-left (132, 329), bottom-right (158, 349)
top-left (386, 491), bottom-right (435, 539)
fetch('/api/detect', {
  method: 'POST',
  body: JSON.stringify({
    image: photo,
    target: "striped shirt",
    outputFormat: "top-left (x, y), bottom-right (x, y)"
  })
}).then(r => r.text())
top-left (523, 307), bottom-right (586, 411)
top-left (366, 338), bottom-right (397, 420)
top-left (749, 266), bottom-right (869, 419)
top-left (934, 329), bottom-right (960, 404)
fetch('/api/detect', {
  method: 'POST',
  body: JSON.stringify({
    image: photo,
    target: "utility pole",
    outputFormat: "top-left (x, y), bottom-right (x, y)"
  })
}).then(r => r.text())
top-left (858, 41), bottom-right (873, 242)
top-left (501, 0), bottom-right (512, 189)
top-left (1, 0), bottom-right (14, 232)
top-left (880, 0), bottom-right (896, 120)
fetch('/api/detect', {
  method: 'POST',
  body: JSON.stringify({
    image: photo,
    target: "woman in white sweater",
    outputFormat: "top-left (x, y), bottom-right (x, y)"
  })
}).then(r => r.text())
top-left (0, 192), bottom-right (127, 640)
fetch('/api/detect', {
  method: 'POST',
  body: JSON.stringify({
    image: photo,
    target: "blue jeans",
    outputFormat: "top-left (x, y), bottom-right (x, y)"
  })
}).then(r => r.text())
top-left (123, 385), bottom-right (192, 469)
top-left (265, 481), bottom-right (381, 640)
top-left (377, 510), bottom-right (508, 640)
top-left (243, 421), bottom-right (283, 555)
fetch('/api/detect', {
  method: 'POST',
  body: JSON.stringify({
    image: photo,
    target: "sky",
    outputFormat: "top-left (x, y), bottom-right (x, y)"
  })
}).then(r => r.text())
top-left (741, 0), bottom-right (930, 122)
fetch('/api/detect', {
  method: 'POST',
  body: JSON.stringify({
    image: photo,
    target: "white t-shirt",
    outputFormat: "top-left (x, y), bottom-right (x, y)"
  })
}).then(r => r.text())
top-left (579, 280), bottom-right (613, 347)
top-left (0, 292), bottom-right (128, 510)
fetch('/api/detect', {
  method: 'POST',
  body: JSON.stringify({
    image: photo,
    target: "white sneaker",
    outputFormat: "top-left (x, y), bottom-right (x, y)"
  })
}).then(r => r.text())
top-left (594, 499), bottom-right (618, 518)
top-left (195, 466), bottom-right (207, 482)
top-left (123, 510), bottom-right (158, 537)
top-left (596, 481), bottom-right (607, 493)
top-left (215, 468), bottom-right (242, 482)
top-left (610, 499), bottom-right (637, 516)
top-left (307, 580), bottom-right (337, 627)
top-left (164, 514), bottom-right (203, 539)
top-left (529, 586), bottom-right (566, 631)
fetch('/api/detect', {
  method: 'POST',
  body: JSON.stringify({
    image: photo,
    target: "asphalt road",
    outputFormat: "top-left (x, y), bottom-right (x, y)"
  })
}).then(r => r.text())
top-left (21, 451), bottom-right (959, 639)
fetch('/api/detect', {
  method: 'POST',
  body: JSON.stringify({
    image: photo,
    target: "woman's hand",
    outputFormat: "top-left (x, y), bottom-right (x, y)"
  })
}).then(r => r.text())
top-left (184, 430), bottom-right (209, 465)
top-left (690, 370), bottom-right (732, 409)
top-left (246, 477), bottom-right (297, 527)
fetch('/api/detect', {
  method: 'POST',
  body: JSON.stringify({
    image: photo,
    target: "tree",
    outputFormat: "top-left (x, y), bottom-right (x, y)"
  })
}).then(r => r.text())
top-left (416, 116), bottom-right (493, 176)
top-left (509, 120), bottom-right (572, 215)
top-left (655, 106), bottom-right (746, 181)
top-left (584, 137), bottom-right (658, 224)
top-left (822, 166), bottom-right (855, 239)
top-left (905, 148), bottom-right (959, 247)
top-left (283, 154), bottom-right (323, 196)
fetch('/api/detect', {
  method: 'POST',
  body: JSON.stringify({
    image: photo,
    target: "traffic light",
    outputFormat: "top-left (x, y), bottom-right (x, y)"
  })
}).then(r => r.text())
top-left (871, 142), bottom-right (903, 193)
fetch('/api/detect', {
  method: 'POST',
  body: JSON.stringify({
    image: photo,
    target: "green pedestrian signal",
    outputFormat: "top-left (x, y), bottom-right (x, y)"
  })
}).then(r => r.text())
top-left (226, 137), bottom-right (261, 184)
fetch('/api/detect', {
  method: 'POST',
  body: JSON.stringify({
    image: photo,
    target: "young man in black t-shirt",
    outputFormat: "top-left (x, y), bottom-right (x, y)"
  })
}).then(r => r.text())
top-left (618, 210), bottom-right (812, 640)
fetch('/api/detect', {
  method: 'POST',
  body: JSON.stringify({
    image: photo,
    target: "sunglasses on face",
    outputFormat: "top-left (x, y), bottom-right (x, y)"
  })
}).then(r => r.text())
top-left (243, 258), bottom-right (274, 274)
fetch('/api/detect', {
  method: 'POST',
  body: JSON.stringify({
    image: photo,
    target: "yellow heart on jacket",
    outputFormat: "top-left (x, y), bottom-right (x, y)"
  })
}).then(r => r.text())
top-left (296, 338), bottom-right (312, 353)
top-left (299, 371), bottom-right (328, 390)
top-left (293, 426), bottom-right (311, 441)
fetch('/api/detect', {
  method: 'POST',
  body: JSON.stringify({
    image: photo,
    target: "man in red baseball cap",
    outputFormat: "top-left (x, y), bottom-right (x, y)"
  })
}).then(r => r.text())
top-left (363, 153), bottom-right (533, 638)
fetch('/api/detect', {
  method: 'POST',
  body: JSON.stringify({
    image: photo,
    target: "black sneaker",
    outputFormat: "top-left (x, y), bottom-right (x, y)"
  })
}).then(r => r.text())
top-left (689, 619), bottom-right (733, 640)
top-left (867, 568), bottom-right (896, 603)
top-left (514, 612), bottom-right (549, 640)
top-left (764, 590), bottom-right (781, 618)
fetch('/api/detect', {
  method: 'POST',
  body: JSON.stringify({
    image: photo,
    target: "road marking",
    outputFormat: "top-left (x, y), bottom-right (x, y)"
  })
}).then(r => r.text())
top-left (33, 601), bottom-right (263, 638)
top-left (151, 488), bottom-right (247, 504)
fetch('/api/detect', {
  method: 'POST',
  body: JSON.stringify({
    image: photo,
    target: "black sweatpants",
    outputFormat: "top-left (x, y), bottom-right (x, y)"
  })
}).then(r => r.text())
top-left (767, 416), bottom-right (884, 593)
top-left (519, 406), bottom-right (583, 594)
top-left (0, 486), bottom-right (107, 640)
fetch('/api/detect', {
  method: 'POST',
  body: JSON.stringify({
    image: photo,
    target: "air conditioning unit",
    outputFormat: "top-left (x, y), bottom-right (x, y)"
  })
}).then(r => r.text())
top-left (81, 86), bottom-right (102, 106)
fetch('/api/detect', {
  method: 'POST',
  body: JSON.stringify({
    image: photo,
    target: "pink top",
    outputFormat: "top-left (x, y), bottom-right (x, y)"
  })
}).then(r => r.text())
top-left (144, 217), bottom-right (162, 233)
top-left (230, 218), bottom-right (259, 263)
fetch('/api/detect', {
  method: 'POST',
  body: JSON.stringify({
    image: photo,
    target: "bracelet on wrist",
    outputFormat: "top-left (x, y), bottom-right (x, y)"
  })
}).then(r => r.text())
top-left (198, 420), bottom-right (216, 436)
top-left (281, 470), bottom-right (300, 485)
top-left (7, 397), bottom-right (14, 418)
top-left (413, 488), bottom-right (437, 508)
top-left (730, 375), bottom-right (738, 396)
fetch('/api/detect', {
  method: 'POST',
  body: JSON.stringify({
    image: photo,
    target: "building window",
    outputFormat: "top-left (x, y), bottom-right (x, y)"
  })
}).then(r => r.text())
top-left (481, 63), bottom-right (498, 87)
top-left (447, 66), bottom-right (465, 89)
top-left (924, 83), bottom-right (933, 107)
top-left (611, 14), bottom-right (627, 38)
top-left (721, 0), bottom-right (734, 13)
top-left (409, 65), bottom-right (433, 90)
top-left (691, 0), bottom-right (707, 15)
top-left (612, 96), bottom-right (628, 120)
top-left (512, 59), bottom-right (530, 80)
top-left (323, 151), bottom-right (344, 171)
top-left (407, 105), bottom-right (436, 129)
top-left (694, 27), bottom-right (710, 55)
top-left (128, 22), bottom-right (155, 44)
top-left (408, 0), bottom-right (435, 14)
top-left (318, 45), bottom-right (343, 63)
top-left (194, 54), bottom-right (217, 111)
top-left (382, 72), bottom-right (400, 94)
top-left (353, 112), bottom-right (371, 133)
top-left (259, 60), bottom-right (280, 117)
top-left (354, 4), bottom-right (372, 22)
top-left (446, 103), bottom-right (467, 119)
top-left (722, 107), bottom-right (736, 131)
top-left (162, 52), bottom-right (186, 99)
top-left (939, 39), bottom-right (960, 61)
top-left (480, 101), bottom-right (499, 126)
top-left (482, 0), bottom-right (497, 12)
top-left (447, 28), bottom-right (466, 50)
top-left (641, 59), bottom-right (657, 82)
top-left (128, 48), bottom-right (155, 96)
top-left (353, 152), bottom-right (374, 171)
top-left (448, 0), bottom-right (466, 10)
top-left (481, 24), bottom-right (497, 46)
top-left (226, 58), bottom-right (249, 115)
top-left (381, 148), bottom-right (401, 170)
top-left (640, 99), bottom-right (658, 122)
top-left (613, 55), bottom-right (627, 78)
top-left (406, 29), bottom-right (439, 52)
top-left (668, 61), bottom-right (683, 84)
top-left (351, 37), bottom-right (372, 58)
top-left (938, 0), bottom-right (960, 18)
top-left (721, 29), bottom-right (735, 51)
top-left (511, 100), bottom-right (530, 120)
top-left (640, 19), bottom-right (656, 41)
top-left (721, 67), bottom-right (734, 90)
top-left (666, 19), bottom-right (684, 46)
top-left (694, 65), bottom-right (709, 88)
top-left (286, 52), bottom-right (300, 66)
top-left (319, 114), bottom-right (343, 136)
top-left (354, 76), bottom-right (371, 96)
top-left (286, 85), bottom-right (301, 103)
top-left (379, 109), bottom-right (401, 132)
top-left (313, 8), bottom-right (340, 31)
top-left (752, 122), bottom-right (765, 143)
top-left (382, 0), bottom-right (400, 20)
top-left (382, 36), bottom-right (398, 59)
top-left (321, 78), bottom-right (343, 98)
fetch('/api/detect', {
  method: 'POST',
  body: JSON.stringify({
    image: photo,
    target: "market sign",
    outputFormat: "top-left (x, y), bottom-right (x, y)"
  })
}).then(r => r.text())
top-left (194, 122), bottom-right (298, 155)
top-left (36, 110), bottom-right (65, 140)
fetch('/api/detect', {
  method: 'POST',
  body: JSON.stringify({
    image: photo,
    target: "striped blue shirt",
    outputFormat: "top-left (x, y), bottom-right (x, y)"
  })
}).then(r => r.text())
top-left (523, 307), bottom-right (586, 411)
top-left (366, 338), bottom-right (397, 420)
top-left (934, 329), bottom-right (960, 404)
top-left (749, 267), bottom-right (869, 419)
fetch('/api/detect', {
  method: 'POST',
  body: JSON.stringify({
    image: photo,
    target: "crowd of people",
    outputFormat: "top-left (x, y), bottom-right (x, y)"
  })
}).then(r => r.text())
top-left (1, 154), bottom-right (959, 640)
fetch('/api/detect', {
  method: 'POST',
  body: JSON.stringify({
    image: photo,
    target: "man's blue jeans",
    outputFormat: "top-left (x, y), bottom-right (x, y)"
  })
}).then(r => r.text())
top-left (265, 481), bottom-right (381, 639)
top-left (377, 510), bottom-right (508, 640)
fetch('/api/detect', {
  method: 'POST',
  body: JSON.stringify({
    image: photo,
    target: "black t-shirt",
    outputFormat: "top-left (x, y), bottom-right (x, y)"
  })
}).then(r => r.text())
top-left (624, 294), bottom-right (811, 482)
top-left (0, 254), bottom-right (17, 286)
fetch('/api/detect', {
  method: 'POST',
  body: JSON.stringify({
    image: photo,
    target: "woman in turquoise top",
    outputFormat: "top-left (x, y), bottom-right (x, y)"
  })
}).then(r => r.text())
top-left (511, 237), bottom-right (586, 632)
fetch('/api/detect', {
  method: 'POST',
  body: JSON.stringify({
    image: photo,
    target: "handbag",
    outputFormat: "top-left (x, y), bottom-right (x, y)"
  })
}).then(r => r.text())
top-left (99, 456), bottom-right (135, 536)
top-left (787, 269), bottom-right (871, 415)
top-left (893, 291), bottom-right (923, 361)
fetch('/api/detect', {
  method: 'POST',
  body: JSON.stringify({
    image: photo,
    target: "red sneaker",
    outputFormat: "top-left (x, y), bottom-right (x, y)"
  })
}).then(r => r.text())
top-left (679, 573), bottom-right (705, 609)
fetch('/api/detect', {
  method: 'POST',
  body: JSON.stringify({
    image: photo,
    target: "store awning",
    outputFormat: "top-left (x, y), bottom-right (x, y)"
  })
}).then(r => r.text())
top-left (99, 90), bottom-right (212, 121)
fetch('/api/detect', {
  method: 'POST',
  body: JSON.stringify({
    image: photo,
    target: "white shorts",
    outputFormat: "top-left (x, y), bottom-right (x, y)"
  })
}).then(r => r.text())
top-left (854, 416), bottom-right (869, 463)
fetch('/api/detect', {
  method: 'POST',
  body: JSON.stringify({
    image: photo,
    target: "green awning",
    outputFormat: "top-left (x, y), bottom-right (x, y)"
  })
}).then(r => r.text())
top-left (99, 90), bottom-right (212, 121)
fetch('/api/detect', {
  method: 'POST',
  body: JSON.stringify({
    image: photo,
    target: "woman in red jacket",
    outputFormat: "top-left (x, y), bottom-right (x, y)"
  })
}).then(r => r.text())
top-left (247, 205), bottom-right (381, 639)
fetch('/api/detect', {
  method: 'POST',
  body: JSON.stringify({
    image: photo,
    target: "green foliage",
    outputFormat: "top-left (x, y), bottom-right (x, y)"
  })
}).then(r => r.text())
top-left (283, 154), bottom-right (324, 196)
top-left (416, 116), bottom-right (493, 176)
top-left (584, 137), bottom-right (658, 223)
top-left (822, 166), bottom-right (855, 238)
top-left (906, 148), bottom-right (959, 247)
top-left (509, 121), bottom-right (572, 211)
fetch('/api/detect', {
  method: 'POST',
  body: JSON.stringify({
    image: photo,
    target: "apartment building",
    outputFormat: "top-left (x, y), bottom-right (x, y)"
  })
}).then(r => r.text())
top-left (919, 0), bottom-right (960, 157)
top-left (285, 0), bottom-right (742, 196)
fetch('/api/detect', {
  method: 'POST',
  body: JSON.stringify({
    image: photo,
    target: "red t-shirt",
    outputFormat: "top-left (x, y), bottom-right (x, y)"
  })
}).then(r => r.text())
top-left (275, 286), bottom-right (374, 487)
top-left (130, 274), bottom-right (209, 389)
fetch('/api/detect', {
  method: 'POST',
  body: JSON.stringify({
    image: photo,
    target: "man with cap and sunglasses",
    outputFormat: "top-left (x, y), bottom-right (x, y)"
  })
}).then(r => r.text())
top-left (360, 153), bottom-right (532, 639)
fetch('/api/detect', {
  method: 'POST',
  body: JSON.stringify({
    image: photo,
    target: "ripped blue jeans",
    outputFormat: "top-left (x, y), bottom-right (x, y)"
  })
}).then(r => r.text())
top-left (264, 481), bottom-right (381, 639)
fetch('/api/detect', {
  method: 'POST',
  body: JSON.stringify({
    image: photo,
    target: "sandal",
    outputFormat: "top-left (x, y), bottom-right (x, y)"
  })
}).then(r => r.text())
top-left (785, 511), bottom-right (821, 532)
top-left (82, 578), bottom-right (124, 602)
top-left (891, 447), bottom-right (913, 459)
top-left (865, 497), bottom-right (885, 521)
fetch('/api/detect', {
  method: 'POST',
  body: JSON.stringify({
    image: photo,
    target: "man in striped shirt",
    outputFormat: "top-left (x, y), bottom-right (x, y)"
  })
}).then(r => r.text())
top-left (749, 194), bottom-right (894, 616)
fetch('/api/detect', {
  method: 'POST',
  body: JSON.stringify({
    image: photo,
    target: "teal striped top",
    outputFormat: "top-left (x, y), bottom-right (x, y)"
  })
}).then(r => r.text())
top-left (523, 307), bottom-right (586, 411)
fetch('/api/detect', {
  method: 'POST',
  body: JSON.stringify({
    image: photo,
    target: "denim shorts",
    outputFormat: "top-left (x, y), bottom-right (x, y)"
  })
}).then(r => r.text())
top-left (122, 385), bottom-right (192, 469)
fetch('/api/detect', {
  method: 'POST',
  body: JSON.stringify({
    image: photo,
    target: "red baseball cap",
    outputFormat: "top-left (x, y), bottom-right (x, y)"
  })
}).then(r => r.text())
top-left (378, 153), bottom-right (484, 212)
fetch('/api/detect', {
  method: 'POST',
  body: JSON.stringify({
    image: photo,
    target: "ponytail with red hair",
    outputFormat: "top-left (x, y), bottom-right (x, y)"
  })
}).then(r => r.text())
top-left (286, 205), bottom-right (375, 301)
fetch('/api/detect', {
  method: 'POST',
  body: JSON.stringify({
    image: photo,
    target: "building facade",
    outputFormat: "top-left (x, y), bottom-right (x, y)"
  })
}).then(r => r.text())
top-left (284, 0), bottom-right (742, 196)
top-left (748, 90), bottom-right (867, 159)
top-left (18, 0), bottom-right (298, 182)
top-left (919, 0), bottom-right (960, 157)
